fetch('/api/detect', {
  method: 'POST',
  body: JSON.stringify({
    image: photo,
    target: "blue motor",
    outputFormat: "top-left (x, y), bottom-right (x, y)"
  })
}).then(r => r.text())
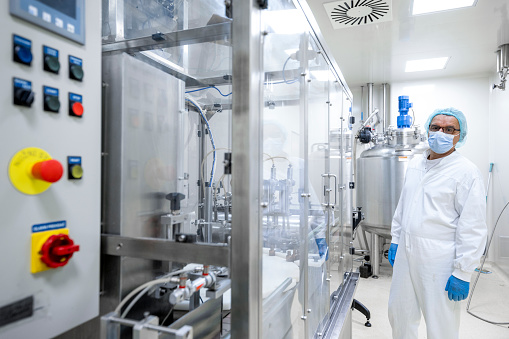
top-left (397, 95), bottom-right (413, 128)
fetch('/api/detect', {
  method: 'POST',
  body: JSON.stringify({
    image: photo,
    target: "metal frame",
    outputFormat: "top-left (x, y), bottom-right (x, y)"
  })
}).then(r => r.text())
top-left (230, 0), bottom-right (264, 337)
top-left (102, 22), bottom-right (231, 55)
top-left (294, 0), bottom-right (353, 101)
top-left (101, 235), bottom-right (230, 267)
top-left (321, 272), bottom-right (359, 339)
top-left (96, 1), bottom-right (357, 338)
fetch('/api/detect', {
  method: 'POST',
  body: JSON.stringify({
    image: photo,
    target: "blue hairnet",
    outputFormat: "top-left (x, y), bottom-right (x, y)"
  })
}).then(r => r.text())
top-left (425, 108), bottom-right (468, 147)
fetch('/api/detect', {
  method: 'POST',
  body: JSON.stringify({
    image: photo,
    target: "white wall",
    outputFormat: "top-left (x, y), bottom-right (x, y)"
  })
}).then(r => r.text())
top-left (488, 74), bottom-right (509, 277)
top-left (389, 76), bottom-right (491, 185)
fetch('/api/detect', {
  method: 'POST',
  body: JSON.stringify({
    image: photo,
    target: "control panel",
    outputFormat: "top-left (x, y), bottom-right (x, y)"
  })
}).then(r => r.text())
top-left (0, 1), bottom-right (101, 338)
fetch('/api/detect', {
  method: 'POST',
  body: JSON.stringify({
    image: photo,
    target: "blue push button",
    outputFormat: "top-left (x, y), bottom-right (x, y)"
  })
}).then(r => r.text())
top-left (13, 35), bottom-right (33, 66)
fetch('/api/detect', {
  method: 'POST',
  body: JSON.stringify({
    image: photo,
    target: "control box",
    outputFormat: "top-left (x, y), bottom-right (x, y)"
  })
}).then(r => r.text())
top-left (0, 1), bottom-right (101, 338)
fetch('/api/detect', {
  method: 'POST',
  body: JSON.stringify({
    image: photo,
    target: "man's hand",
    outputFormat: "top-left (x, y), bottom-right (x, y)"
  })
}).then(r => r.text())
top-left (388, 243), bottom-right (398, 267)
top-left (445, 275), bottom-right (470, 301)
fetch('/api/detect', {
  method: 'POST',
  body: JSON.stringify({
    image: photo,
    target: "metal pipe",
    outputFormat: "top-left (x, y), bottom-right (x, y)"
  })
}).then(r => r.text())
top-left (367, 83), bottom-right (373, 121)
top-left (204, 186), bottom-right (213, 242)
top-left (360, 108), bottom-right (379, 129)
top-left (382, 83), bottom-right (387, 133)
top-left (371, 234), bottom-right (380, 278)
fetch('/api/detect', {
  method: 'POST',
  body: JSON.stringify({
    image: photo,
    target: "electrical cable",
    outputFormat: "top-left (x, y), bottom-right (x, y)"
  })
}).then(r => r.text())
top-left (200, 148), bottom-right (230, 193)
top-left (186, 97), bottom-right (216, 187)
top-left (160, 305), bottom-right (175, 326)
top-left (282, 56), bottom-right (298, 85)
top-left (411, 108), bottom-right (416, 128)
top-left (185, 86), bottom-right (232, 97)
top-left (466, 199), bottom-right (509, 326)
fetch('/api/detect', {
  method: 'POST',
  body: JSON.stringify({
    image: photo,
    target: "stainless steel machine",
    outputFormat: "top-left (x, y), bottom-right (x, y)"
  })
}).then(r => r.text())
top-left (1, 1), bottom-right (361, 338)
top-left (0, 1), bottom-right (102, 338)
top-left (355, 90), bottom-right (428, 277)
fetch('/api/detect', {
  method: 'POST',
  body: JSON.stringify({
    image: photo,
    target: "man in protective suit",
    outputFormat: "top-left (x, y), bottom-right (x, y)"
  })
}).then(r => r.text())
top-left (387, 108), bottom-right (487, 339)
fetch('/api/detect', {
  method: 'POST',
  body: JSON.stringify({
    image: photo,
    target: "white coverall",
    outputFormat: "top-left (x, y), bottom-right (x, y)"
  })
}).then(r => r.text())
top-left (388, 150), bottom-right (487, 339)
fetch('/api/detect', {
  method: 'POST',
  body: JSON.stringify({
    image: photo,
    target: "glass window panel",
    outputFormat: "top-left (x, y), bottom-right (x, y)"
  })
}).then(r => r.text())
top-left (102, 0), bottom-right (227, 41)
top-left (261, 2), bottom-right (309, 338)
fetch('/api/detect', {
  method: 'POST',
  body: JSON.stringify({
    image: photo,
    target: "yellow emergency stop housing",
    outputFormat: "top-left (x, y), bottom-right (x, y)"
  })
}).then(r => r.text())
top-left (9, 147), bottom-right (53, 195)
top-left (31, 228), bottom-right (69, 274)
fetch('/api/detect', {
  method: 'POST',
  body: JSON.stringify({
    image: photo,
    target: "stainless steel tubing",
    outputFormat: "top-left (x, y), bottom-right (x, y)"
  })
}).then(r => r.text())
top-left (499, 44), bottom-right (509, 69)
top-left (367, 83), bottom-right (373, 120)
top-left (382, 84), bottom-right (387, 133)
top-left (371, 234), bottom-right (380, 277)
top-left (204, 186), bottom-right (213, 242)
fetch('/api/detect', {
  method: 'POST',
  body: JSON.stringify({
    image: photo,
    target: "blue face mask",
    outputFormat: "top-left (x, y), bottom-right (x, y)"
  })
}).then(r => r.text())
top-left (428, 131), bottom-right (455, 154)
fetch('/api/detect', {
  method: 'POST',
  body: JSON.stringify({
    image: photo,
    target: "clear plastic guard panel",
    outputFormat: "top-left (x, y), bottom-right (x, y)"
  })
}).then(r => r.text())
top-left (342, 91), bottom-right (354, 278)
top-left (306, 47), bottom-right (331, 337)
top-left (261, 2), bottom-right (310, 338)
top-left (102, 0), bottom-right (228, 41)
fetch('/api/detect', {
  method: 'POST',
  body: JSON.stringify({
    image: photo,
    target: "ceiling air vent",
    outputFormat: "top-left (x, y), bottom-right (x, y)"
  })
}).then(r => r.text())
top-left (323, 0), bottom-right (392, 29)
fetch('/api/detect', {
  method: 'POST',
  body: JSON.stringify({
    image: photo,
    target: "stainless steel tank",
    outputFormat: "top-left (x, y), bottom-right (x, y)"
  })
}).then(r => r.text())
top-left (356, 127), bottom-right (427, 239)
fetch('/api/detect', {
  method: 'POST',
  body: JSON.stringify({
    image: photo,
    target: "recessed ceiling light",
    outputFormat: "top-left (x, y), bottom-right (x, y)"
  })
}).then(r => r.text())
top-left (412, 0), bottom-right (477, 15)
top-left (405, 57), bottom-right (450, 72)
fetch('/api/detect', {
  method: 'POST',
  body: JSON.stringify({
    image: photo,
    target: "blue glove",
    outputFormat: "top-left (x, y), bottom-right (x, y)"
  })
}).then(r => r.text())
top-left (388, 243), bottom-right (398, 267)
top-left (445, 275), bottom-right (470, 301)
top-left (315, 238), bottom-right (328, 261)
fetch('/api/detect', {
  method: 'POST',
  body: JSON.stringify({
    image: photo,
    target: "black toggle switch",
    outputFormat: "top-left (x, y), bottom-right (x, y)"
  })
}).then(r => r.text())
top-left (14, 88), bottom-right (35, 107)
top-left (13, 78), bottom-right (34, 107)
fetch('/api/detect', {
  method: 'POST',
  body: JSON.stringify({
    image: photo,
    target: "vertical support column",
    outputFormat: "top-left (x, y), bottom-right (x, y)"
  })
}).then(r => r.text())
top-left (108, 0), bottom-right (124, 41)
top-left (298, 32), bottom-right (310, 336)
top-left (231, 1), bottom-right (263, 338)
top-left (367, 83), bottom-right (373, 119)
top-left (382, 83), bottom-right (387, 133)
top-left (371, 234), bottom-right (380, 278)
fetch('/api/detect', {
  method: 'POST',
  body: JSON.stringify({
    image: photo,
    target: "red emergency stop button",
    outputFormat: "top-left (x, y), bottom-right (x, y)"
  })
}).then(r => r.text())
top-left (71, 102), bottom-right (84, 117)
top-left (40, 234), bottom-right (80, 268)
top-left (31, 159), bottom-right (64, 183)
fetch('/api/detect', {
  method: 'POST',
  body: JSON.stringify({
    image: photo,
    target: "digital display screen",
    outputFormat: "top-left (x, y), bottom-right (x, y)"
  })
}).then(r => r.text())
top-left (38, 0), bottom-right (76, 19)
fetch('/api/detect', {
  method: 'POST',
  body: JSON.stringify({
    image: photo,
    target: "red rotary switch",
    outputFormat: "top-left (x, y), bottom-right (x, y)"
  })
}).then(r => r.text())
top-left (40, 234), bottom-right (80, 268)
top-left (31, 159), bottom-right (64, 183)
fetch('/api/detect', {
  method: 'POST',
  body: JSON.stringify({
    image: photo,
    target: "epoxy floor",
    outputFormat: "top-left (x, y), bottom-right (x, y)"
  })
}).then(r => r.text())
top-left (351, 261), bottom-right (509, 339)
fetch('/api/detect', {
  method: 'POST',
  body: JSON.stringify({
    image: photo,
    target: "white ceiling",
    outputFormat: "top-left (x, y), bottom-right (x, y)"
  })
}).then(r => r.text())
top-left (306, 0), bottom-right (509, 88)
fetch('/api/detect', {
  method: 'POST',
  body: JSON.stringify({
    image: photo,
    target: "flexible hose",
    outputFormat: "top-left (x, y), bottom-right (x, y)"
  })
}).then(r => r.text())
top-left (114, 268), bottom-right (193, 316)
top-left (466, 200), bottom-right (509, 326)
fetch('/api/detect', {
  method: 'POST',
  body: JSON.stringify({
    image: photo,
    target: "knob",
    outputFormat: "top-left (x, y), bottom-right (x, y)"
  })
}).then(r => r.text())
top-left (166, 192), bottom-right (185, 212)
top-left (69, 64), bottom-right (84, 81)
top-left (44, 95), bottom-right (60, 112)
top-left (40, 234), bottom-right (80, 268)
top-left (14, 88), bottom-right (35, 107)
top-left (44, 55), bottom-right (60, 73)
top-left (14, 45), bottom-right (33, 65)
top-left (31, 159), bottom-right (64, 183)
